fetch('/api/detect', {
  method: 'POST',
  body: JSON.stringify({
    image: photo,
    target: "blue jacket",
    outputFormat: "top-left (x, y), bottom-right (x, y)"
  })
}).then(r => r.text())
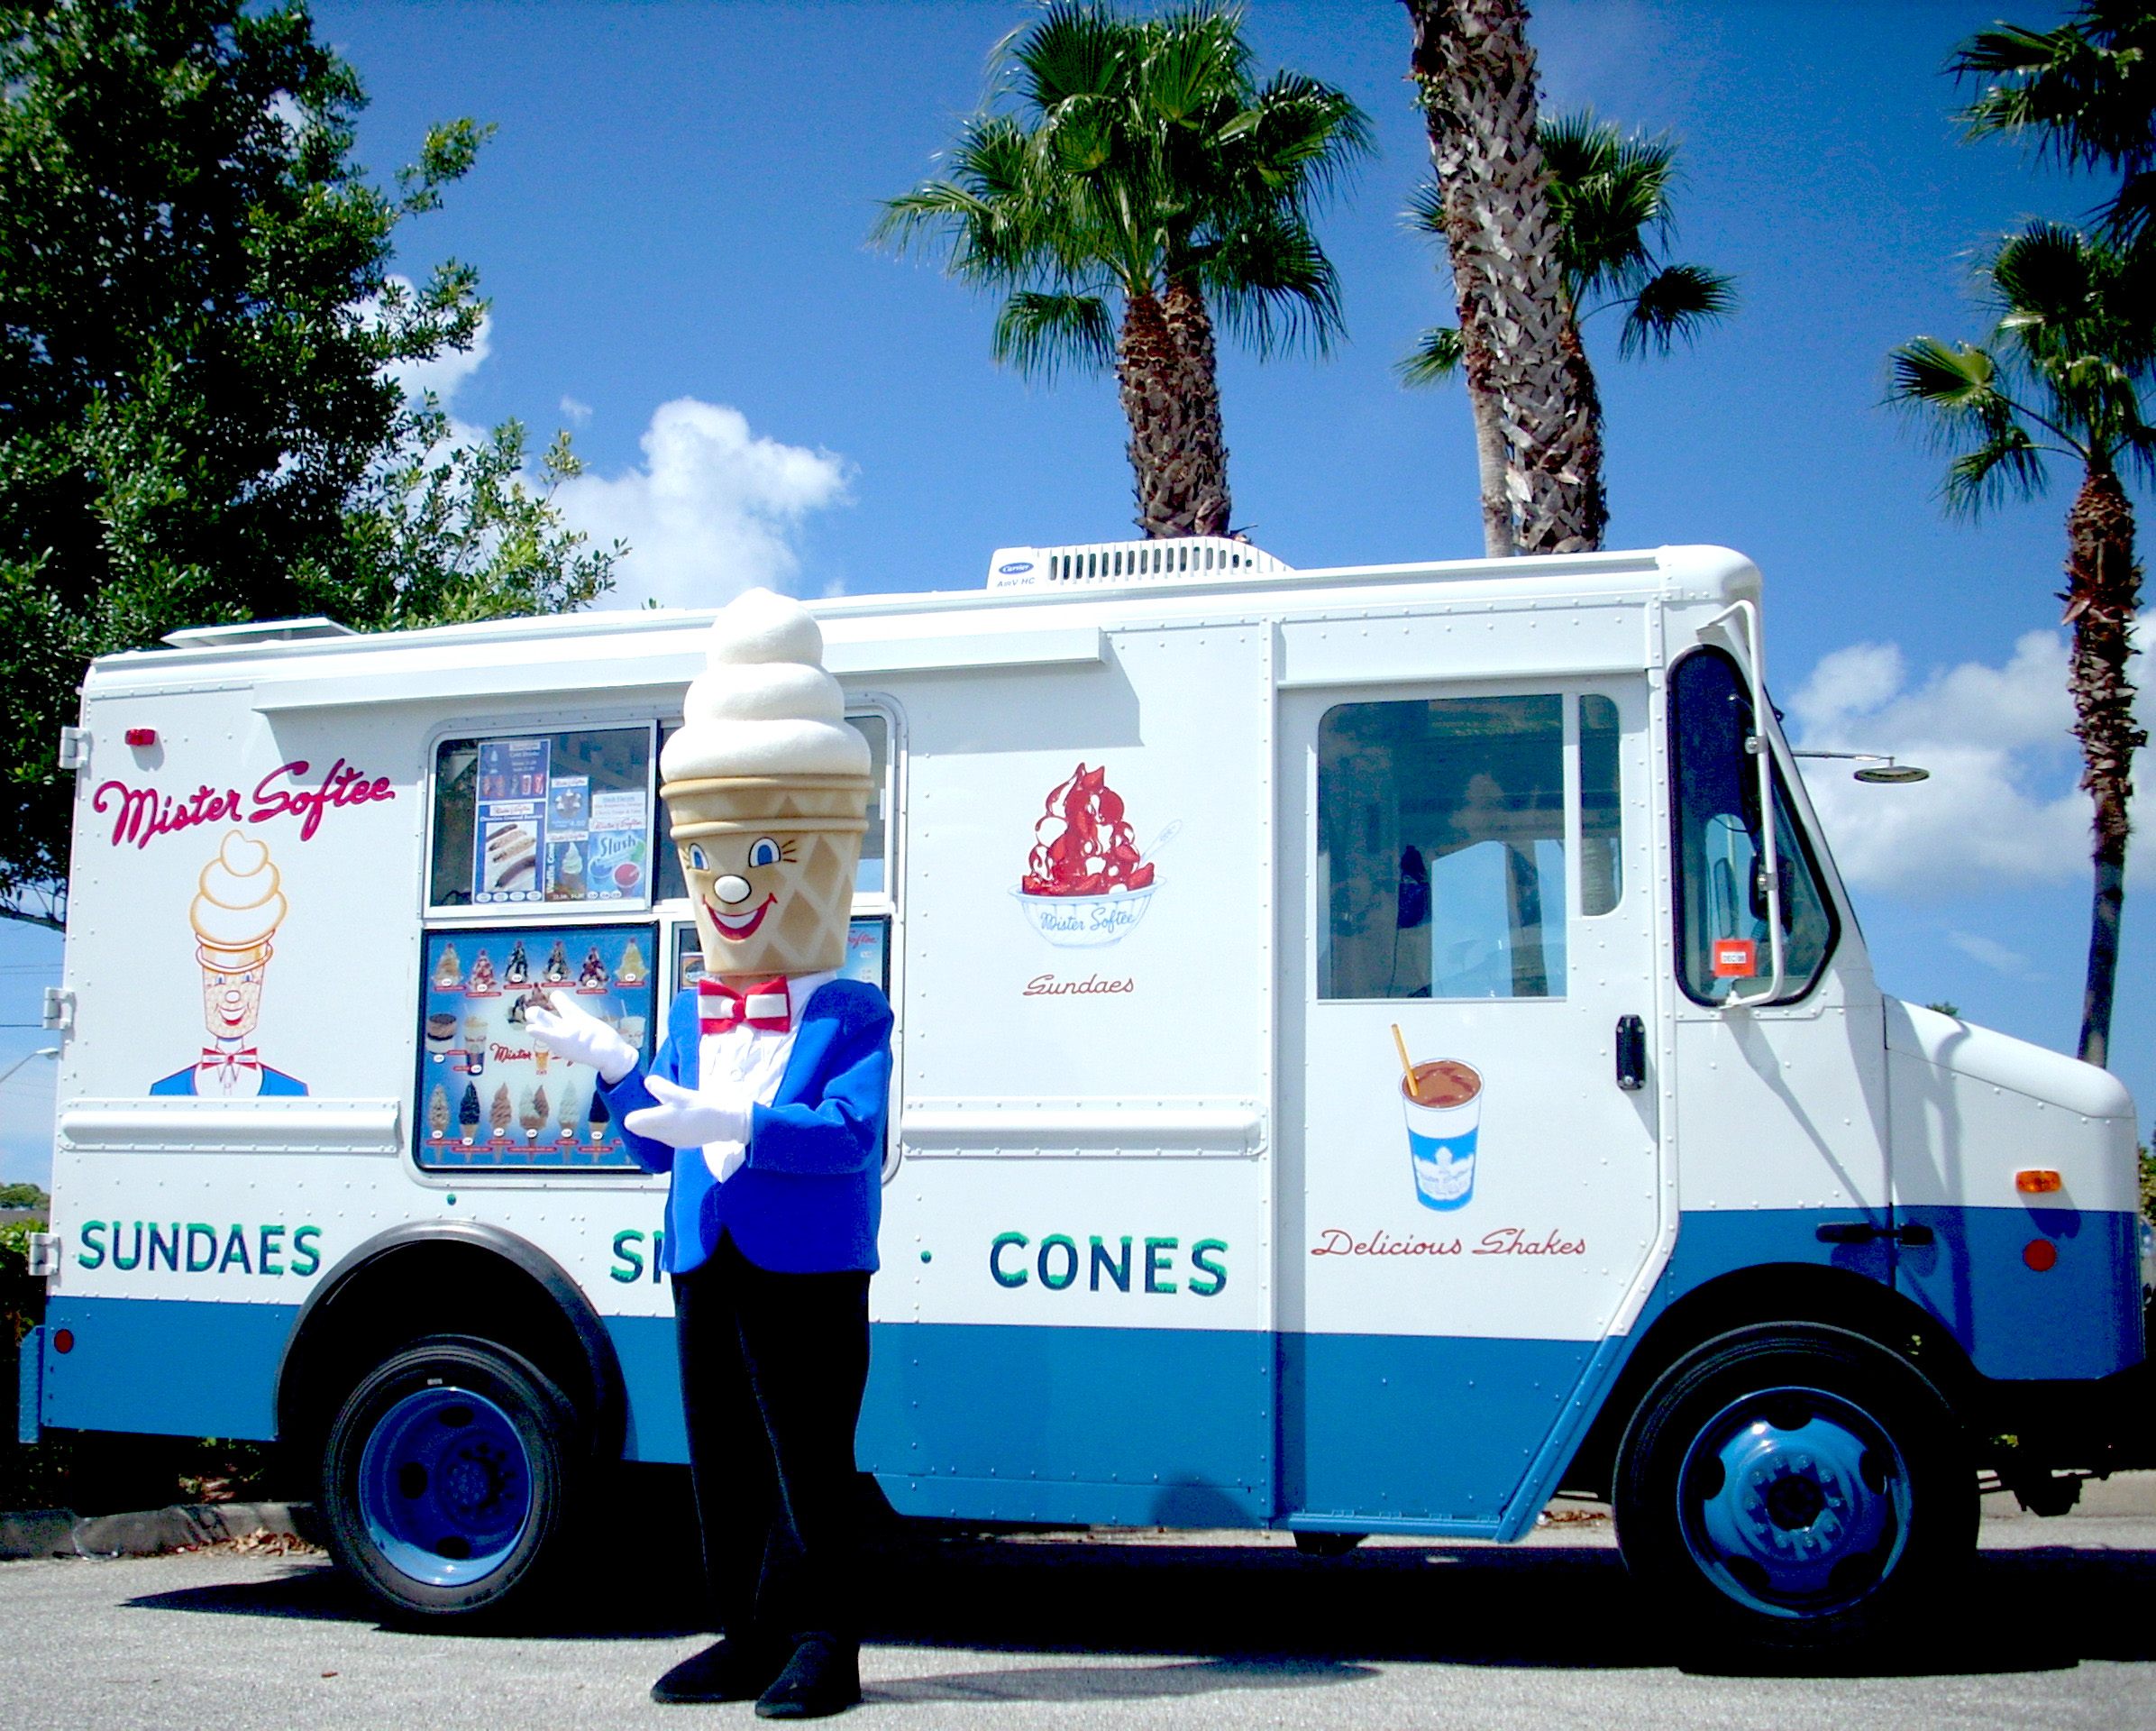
top-left (599, 978), bottom-right (891, 1276)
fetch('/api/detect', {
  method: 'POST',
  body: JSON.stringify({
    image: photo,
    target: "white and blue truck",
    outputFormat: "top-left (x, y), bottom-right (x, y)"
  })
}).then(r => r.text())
top-left (20, 538), bottom-right (2148, 1644)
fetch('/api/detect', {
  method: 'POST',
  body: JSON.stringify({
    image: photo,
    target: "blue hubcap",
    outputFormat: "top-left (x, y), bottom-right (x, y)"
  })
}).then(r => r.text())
top-left (357, 1385), bottom-right (532, 1587)
top-left (1677, 1386), bottom-right (1911, 1619)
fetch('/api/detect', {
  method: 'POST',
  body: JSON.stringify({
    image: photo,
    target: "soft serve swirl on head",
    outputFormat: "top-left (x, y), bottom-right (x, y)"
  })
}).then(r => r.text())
top-left (660, 588), bottom-right (870, 784)
top-left (191, 829), bottom-right (287, 953)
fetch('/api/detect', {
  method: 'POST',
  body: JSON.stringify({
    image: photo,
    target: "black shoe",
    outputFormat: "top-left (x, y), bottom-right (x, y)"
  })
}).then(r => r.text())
top-left (651, 1635), bottom-right (789, 1705)
top-left (754, 1635), bottom-right (862, 1720)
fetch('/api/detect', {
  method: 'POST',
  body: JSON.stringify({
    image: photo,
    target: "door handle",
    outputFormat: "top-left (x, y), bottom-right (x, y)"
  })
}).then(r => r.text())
top-left (1614, 1015), bottom-right (1646, 1091)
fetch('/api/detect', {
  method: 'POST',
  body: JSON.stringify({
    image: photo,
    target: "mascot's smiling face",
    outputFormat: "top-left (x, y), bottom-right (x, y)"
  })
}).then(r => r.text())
top-left (681, 830), bottom-right (842, 977)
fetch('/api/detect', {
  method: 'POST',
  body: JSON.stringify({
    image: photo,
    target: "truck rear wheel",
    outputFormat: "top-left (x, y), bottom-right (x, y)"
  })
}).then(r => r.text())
top-left (1612, 1323), bottom-right (1973, 1653)
top-left (321, 1334), bottom-right (580, 1622)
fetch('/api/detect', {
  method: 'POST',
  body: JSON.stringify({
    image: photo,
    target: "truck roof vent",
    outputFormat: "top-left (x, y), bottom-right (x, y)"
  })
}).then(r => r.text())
top-left (987, 536), bottom-right (1292, 591)
top-left (161, 616), bottom-right (360, 650)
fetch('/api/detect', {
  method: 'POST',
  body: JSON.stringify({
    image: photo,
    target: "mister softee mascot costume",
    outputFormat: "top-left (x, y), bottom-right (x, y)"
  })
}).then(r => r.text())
top-left (530, 590), bottom-right (890, 1719)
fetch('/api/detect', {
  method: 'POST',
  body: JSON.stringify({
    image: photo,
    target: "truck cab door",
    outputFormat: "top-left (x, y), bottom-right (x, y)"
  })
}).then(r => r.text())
top-left (1661, 642), bottom-right (1895, 1289)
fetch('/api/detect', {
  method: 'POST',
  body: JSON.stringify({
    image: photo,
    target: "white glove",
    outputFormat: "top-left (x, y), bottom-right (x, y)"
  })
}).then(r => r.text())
top-left (707, 1143), bottom-right (748, 1185)
top-left (525, 993), bottom-right (637, 1084)
top-left (624, 1075), bottom-right (749, 1151)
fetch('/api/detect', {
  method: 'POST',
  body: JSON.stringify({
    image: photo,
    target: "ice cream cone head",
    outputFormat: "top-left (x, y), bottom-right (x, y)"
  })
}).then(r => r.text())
top-left (662, 589), bottom-right (871, 976)
top-left (190, 829), bottom-right (286, 1040)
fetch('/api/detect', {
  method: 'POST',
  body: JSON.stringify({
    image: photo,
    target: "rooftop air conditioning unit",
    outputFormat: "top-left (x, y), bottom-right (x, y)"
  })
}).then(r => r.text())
top-left (987, 536), bottom-right (1292, 591)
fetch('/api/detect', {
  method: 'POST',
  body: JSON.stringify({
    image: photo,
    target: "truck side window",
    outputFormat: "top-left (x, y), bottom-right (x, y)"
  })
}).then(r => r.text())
top-left (1319, 695), bottom-right (1567, 1001)
top-left (429, 727), bottom-right (655, 911)
top-left (1668, 648), bottom-right (1837, 1003)
top-left (655, 713), bottom-right (890, 903)
top-left (1580, 694), bottom-right (1622, 917)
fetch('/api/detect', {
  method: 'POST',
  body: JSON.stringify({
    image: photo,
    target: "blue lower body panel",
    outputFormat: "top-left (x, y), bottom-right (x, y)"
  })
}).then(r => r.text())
top-left (40, 1296), bottom-right (296, 1439)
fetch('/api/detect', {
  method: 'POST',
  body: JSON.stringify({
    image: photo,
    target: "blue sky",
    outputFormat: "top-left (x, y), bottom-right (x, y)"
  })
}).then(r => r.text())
top-left (3, 0), bottom-right (2146, 1186)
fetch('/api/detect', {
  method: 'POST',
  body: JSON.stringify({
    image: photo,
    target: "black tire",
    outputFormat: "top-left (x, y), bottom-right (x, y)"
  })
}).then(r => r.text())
top-left (1612, 1323), bottom-right (1974, 1653)
top-left (320, 1333), bottom-right (581, 1622)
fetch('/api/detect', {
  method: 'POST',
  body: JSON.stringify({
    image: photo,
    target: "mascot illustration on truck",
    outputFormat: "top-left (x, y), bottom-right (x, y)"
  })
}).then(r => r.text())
top-left (529, 589), bottom-right (889, 1719)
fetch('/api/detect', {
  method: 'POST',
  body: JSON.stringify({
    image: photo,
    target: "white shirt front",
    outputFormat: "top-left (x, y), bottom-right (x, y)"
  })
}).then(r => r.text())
top-left (696, 968), bottom-right (836, 1183)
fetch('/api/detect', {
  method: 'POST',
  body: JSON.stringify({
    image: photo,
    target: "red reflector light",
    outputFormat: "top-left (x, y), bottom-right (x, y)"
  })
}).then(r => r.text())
top-left (2015, 1169), bottom-right (2063, 1195)
top-left (123, 727), bottom-right (157, 746)
top-left (51, 1327), bottom-right (74, 1354)
top-left (2024, 1240), bottom-right (2058, 1273)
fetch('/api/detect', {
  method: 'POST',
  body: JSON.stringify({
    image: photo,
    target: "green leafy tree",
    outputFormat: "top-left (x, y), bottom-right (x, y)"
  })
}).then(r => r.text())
top-left (1956, 3), bottom-right (2156, 244)
top-left (0, 0), bottom-right (616, 930)
top-left (876, 0), bottom-right (1369, 539)
top-left (1402, 108), bottom-right (1735, 545)
top-left (1889, 224), bottom-right (2151, 1067)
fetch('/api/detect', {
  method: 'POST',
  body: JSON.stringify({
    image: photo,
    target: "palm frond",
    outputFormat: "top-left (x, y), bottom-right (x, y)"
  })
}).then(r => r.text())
top-left (1889, 336), bottom-right (2007, 410)
top-left (1397, 325), bottom-right (1465, 388)
top-left (1403, 178), bottom-right (1447, 239)
top-left (991, 290), bottom-right (1117, 380)
top-left (1617, 263), bottom-right (1737, 359)
top-left (1942, 426), bottom-right (2049, 517)
top-left (1010, 2), bottom-right (1128, 110)
top-left (1201, 212), bottom-right (1344, 357)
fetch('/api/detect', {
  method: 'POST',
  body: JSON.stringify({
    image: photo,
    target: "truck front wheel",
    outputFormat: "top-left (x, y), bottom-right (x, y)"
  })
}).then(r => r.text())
top-left (1612, 1323), bottom-right (1973, 1652)
top-left (321, 1334), bottom-right (580, 1622)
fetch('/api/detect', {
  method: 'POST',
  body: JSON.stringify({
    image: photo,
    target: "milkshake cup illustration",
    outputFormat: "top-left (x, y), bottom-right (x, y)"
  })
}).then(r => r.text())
top-left (1393, 1030), bottom-right (1481, 1211)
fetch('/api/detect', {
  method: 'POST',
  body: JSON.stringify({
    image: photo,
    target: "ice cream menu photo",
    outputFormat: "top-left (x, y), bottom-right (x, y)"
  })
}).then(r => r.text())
top-left (416, 923), bottom-right (658, 1168)
top-left (470, 736), bottom-right (652, 906)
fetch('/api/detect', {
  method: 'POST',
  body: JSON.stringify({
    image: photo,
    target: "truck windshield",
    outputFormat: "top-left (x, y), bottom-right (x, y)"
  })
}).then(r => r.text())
top-left (1668, 647), bottom-right (1837, 1004)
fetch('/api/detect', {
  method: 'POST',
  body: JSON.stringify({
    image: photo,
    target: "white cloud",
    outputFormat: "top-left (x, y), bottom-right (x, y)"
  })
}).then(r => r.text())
top-left (391, 307), bottom-right (493, 413)
top-left (1788, 620), bottom-right (2148, 897)
top-left (1949, 930), bottom-right (2042, 980)
top-left (560, 396), bottom-right (592, 425)
top-left (553, 399), bottom-right (852, 609)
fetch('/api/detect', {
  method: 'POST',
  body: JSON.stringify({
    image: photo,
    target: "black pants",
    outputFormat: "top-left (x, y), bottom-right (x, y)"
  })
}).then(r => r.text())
top-left (672, 1233), bottom-right (872, 1647)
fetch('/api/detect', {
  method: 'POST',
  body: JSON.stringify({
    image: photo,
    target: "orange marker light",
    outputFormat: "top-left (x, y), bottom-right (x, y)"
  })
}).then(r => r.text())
top-left (2024, 1239), bottom-right (2058, 1273)
top-left (2015, 1169), bottom-right (2063, 1195)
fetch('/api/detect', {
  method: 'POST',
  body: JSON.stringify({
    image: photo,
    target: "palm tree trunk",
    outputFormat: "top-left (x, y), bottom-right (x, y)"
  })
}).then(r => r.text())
top-left (1406, 0), bottom-right (1603, 554)
top-left (1116, 284), bottom-right (1232, 539)
top-left (2062, 466), bottom-right (2146, 1068)
top-left (1459, 304), bottom-right (1517, 557)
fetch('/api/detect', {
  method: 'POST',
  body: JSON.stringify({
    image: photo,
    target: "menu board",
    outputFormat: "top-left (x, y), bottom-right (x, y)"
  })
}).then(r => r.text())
top-left (416, 923), bottom-right (659, 1169)
top-left (472, 738), bottom-right (652, 907)
top-left (674, 916), bottom-right (890, 995)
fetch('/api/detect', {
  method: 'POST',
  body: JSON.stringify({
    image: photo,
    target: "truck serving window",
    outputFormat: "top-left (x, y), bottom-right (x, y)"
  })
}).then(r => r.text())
top-left (429, 726), bottom-right (656, 911)
top-left (1318, 695), bottom-right (1567, 1001)
top-left (655, 712), bottom-right (891, 902)
top-left (1668, 647), bottom-right (1837, 1004)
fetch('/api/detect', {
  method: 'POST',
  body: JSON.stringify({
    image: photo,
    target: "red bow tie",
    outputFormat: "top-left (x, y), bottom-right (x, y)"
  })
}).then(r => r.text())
top-left (197, 1047), bottom-right (261, 1074)
top-left (699, 976), bottom-right (791, 1034)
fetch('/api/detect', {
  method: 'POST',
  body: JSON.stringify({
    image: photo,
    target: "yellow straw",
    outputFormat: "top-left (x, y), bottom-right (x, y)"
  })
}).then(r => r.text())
top-left (1391, 1023), bottom-right (1420, 1101)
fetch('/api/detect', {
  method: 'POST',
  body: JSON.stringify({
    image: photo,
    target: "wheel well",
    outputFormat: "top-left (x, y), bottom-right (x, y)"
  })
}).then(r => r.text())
top-left (277, 1224), bottom-right (625, 1469)
top-left (1558, 1264), bottom-right (1974, 1499)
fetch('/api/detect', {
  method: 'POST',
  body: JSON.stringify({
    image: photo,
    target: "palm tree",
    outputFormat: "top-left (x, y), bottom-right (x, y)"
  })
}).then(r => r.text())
top-left (1890, 224), bottom-right (2153, 1067)
top-left (875, 2), bottom-right (1368, 539)
top-left (1955, 3), bottom-right (2156, 244)
top-left (1404, 0), bottom-right (1600, 557)
top-left (1401, 109), bottom-right (1735, 540)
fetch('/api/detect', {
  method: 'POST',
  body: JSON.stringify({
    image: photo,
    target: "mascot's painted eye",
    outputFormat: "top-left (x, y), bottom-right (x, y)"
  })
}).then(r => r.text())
top-left (747, 836), bottom-right (781, 869)
top-left (688, 844), bottom-right (709, 872)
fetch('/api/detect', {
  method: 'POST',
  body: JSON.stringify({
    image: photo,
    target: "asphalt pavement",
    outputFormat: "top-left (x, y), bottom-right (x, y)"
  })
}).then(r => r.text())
top-left (6, 1506), bottom-right (2156, 1729)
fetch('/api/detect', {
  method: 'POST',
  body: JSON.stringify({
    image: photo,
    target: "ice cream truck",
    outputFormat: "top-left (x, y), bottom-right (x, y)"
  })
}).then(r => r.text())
top-left (20, 538), bottom-right (2148, 1647)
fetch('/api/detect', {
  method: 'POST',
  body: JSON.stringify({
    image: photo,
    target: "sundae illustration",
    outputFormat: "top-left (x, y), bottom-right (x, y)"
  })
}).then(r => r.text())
top-left (543, 939), bottom-right (570, 984)
top-left (151, 829), bottom-right (310, 1097)
top-left (578, 946), bottom-right (608, 990)
top-left (1014, 763), bottom-right (1165, 948)
top-left (432, 945), bottom-right (463, 989)
top-left (616, 939), bottom-right (647, 985)
top-left (468, 949), bottom-right (498, 994)
top-left (505, 940), bottom-right (531, 985)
